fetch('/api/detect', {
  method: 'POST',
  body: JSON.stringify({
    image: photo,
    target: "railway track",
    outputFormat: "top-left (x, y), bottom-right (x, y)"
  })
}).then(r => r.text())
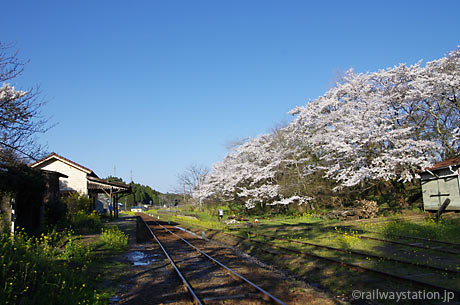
top-left (138, 214), bottom-right (329, 305)
top-left (357, 230), bottom-right (460, 251)
top-left (333, 228), bottom-right (460, 255)
top-left (253, 232), bottom-right (460, 275)
top-left (287, 228), bottom-right (460, 256)
top-left (268, 224), bottom-right (460, 256)
top-left (258, 221), bottom-right (460, 255)
top-left (324, 212), bottom-right (459, 226)
top-left (263, 214), bottom-right (460, 255)
top-left (335, 213), bottom-right (460, 254)
top-left (162, 216), bottom-right (460, 302)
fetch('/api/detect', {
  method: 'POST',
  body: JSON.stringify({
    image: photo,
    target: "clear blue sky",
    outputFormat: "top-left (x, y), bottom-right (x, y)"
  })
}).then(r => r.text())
top-left (2, 1), bottom-right (459, 192)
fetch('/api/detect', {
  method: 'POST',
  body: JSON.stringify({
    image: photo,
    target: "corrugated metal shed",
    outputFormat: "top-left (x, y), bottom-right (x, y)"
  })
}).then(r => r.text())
top-left (421, 157), bottom-right (460, 211)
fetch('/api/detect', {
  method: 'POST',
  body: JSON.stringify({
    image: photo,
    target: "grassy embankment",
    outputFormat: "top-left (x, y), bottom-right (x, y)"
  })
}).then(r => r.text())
top-left (0, 213), bottom-right (129, 305)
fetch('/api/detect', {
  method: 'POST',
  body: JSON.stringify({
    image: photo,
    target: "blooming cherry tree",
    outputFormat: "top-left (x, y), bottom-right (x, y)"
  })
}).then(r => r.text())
top-left (197, 47), bottom-right (460, 209)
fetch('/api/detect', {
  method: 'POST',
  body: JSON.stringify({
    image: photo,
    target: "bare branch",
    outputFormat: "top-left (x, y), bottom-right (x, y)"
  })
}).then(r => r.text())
top-left (0, 42), bottom-right (50, 164)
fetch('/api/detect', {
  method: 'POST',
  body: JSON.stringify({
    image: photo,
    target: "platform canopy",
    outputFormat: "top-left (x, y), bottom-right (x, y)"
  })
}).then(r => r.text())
top-left (87, 176), bottom-right (131, 194)
top-left (87, 176), bottom-right (131, 218)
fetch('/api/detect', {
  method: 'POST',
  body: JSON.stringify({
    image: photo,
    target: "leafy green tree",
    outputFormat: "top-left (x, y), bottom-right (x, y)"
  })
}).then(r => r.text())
top-left (104, 177), bottom-right (160, 206)
top-left (63, 193), bottom-right (92, 217)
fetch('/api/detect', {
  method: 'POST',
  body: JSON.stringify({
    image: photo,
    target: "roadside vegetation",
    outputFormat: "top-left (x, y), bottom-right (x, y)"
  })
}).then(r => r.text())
top-left (1, 195), bottom-right (128, 305)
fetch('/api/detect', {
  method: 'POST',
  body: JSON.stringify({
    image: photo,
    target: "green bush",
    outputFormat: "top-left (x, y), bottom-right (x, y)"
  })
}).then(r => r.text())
top-left (59, 231), bottom-right (92, 262)
top-left (63, 193), bottom-right (93, 216)
top-left (227, 201), bottom-right (245, 215)
top-left (100, 227), bottom-right (128, 250)
top-left (43, 198), bottom-right (68, 228)
top-left (0, 230), bottom-right (105, 305)
top-left (71, 211), bottom-right (102, 234)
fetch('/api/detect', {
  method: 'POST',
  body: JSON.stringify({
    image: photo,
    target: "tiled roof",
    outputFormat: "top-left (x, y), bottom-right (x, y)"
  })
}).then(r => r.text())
top-left (29, 152), bottom-right (97, 176)
top-left (425, 156), bottom-right (460, 171)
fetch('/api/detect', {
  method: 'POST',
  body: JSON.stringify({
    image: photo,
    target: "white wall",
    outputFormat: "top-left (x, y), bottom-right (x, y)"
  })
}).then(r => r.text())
top-left (39, 161), bottom-right (88, 194)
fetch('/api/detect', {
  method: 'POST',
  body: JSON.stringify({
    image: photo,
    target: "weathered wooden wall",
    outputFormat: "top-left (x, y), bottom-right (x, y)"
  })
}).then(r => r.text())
top-left (421, 167), bottom-right (460, 211)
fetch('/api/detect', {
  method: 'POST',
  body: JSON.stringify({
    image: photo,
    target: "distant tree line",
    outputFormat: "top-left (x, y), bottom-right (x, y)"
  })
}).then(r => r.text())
top-left (105, 176), bottom-right (167, 206)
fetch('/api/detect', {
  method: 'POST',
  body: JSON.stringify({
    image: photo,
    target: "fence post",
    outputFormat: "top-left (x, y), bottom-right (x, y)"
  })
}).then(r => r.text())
top-left (436, 198), bottom-right (451, 222)
top-left (11, 198), bottom-right (15, 238)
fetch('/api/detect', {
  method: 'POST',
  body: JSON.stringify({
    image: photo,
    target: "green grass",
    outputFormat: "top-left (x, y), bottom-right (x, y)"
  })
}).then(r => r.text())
top-left (145, 208), bottom-right (158, 214)
top-left (119, 211), bottom-right (136, 216)
top-left (255, 212), bottom-right (324, 226)
top-left (158, 208), bottom-right (325, 230)
top-left (364, 217), bottom-right (460, 243)
top-left (167, 214), bottom-right (227, 231)
top-left (120, 208), bottom-right (158, 217)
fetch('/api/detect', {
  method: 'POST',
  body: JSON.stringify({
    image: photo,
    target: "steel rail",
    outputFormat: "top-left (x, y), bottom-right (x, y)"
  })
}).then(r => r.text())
top-left (169, 219), bottom-right (460, 274)
top-left (245, 231), bottom-right (460, 275)
top-left (176, 222), bottom-right (460, 275)
top-left (230, 231), bottom-right (460, 296)
top-left (327, 214), bottom-right (427, 225)
top-left (362, 230), bottom-right (460, 248)
top-left (147, 217), bottom-right (287, 305)
top-left (322, 213), bottom-right (460, 247)
top-left (275, 214), bottom-right (460, 250)
top-left (170, 220), bottom-right (460, 297)
top-left (138, 216), bottom-right (204, 305)
top-left (325, 213), bottom-right (459, 227)
top-left (242, 235), bottom-right (460, 296)
top-left (271, 226), bottom-right (460, 255)
top-left (340, 233), bottom-right (460, 255)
